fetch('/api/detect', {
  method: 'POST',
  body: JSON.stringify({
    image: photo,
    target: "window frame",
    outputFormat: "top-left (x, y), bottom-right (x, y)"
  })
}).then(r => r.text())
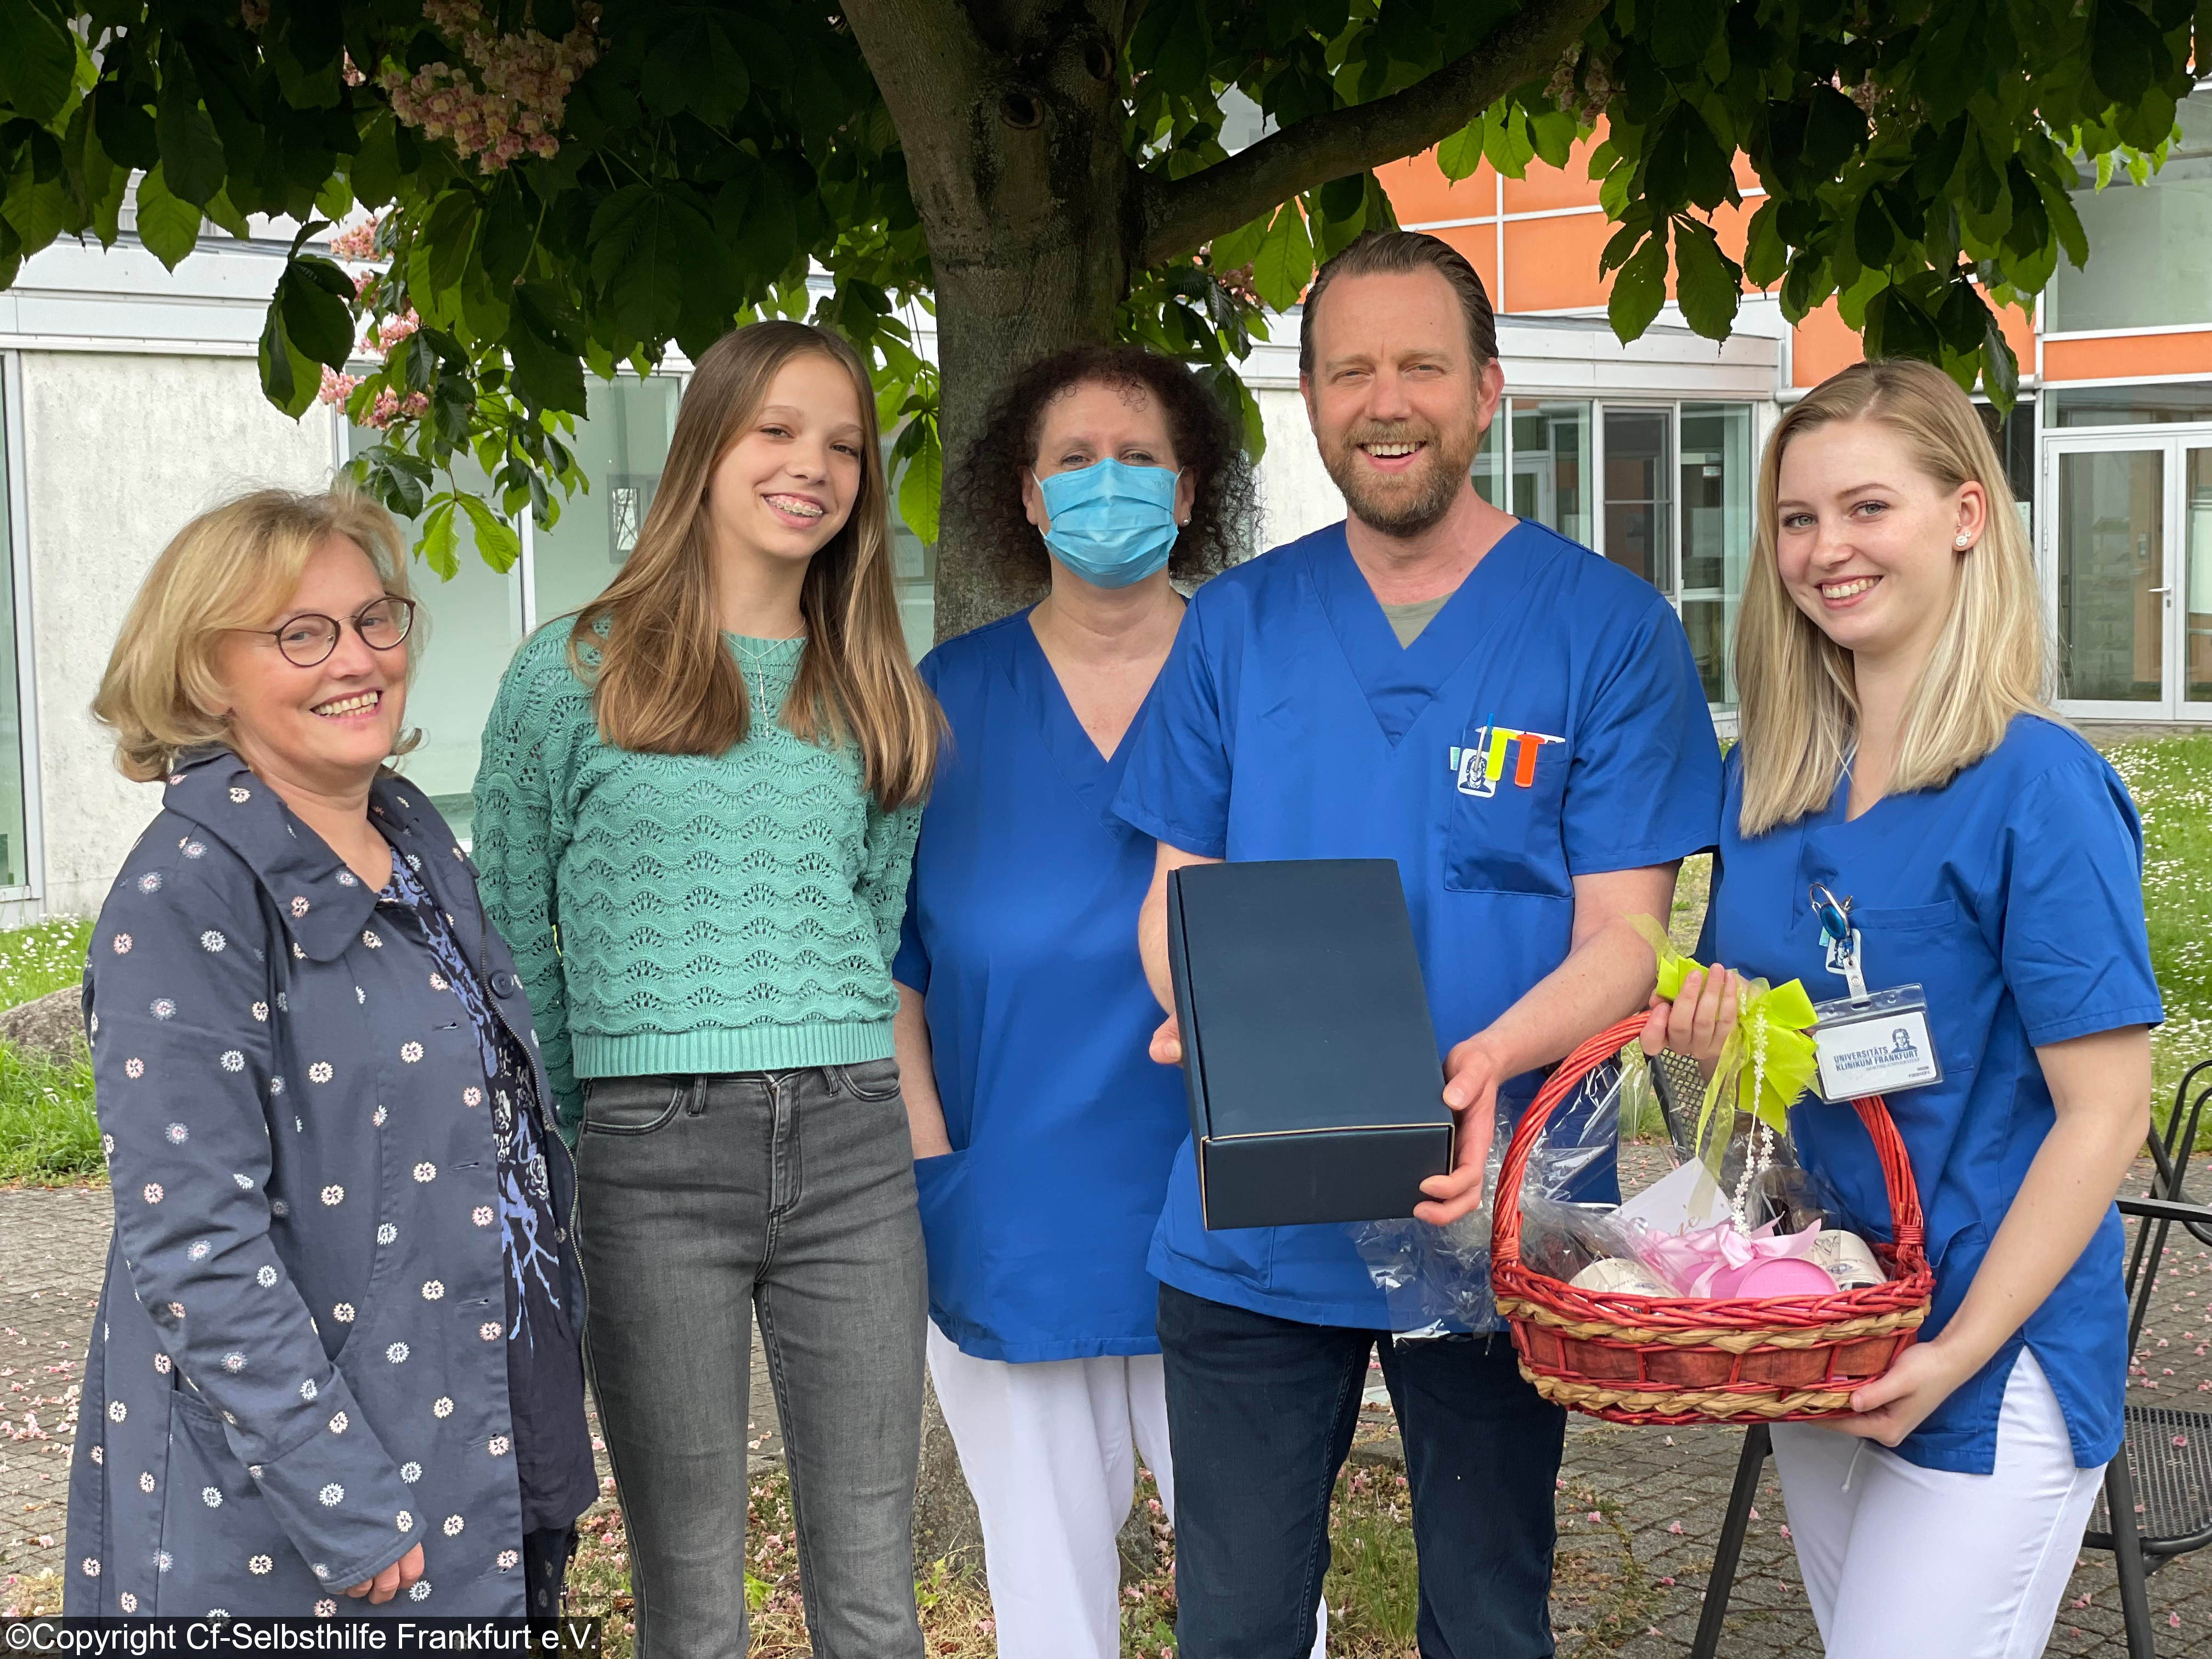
top-left (0, 352), bottom-right (45, 907)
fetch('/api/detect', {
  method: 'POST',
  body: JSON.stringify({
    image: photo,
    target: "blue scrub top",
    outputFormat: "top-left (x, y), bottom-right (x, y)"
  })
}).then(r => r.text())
top-left (1701, 718), bottom-right (2161, 1473)
top-left (1112, 520), bottom-right (1724, 1329)
top-left (894, 611), bottom-right (1191, 1362)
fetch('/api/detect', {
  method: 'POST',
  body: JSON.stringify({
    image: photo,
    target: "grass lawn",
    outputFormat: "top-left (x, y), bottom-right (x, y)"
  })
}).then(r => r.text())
top-left (0, 918), bottom-right (94, 1186)
top-left (2105, 733), bottom-right (2212, 1118)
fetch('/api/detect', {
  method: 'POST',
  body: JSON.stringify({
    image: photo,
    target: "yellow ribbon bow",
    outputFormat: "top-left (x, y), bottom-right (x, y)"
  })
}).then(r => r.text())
top-left (1630, 916), bottom-right (1822, 1172)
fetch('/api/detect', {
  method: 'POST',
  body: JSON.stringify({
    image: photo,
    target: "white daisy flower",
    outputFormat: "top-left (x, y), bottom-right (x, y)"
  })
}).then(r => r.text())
top-left (399, 1462), bottom-right (422, 1483)
top-left (109, 1401), bottom-right (127, 1423)
top-left (487, 1435), bottom-right (511, 1457)
top-left (222, 1352), bottom-right (244, 1373)
top-left (257, 1266), bottom-right (278, 1288)
top-left (91, 1446), bottom-right (103, 1464)
top-left (113, 933), bottom-right (133, 954)
top-left (233, 1172), bottom-right (253, 1189)
top-left (229, 786), bottom-right (250, 803)
top-left (200, 1486), bottom-right (221, 1507)
top-left (119, 1591), bottom-right (137, 1612)
top-left (432, 1397), bottom-right (453, 1419)
top-left (137, 873), bottom-right (161, 894)
top-left (290, 896), bottom-right (310, 917)
top-left (442, 1515), bottom-right (464, 1536)
top-left (363, 929), bottom-right (383, 949)
top-left (479, 1322), bottom-right (500, 1341)
top-left (372, 1105), bottom-right (387, 1127)
top-left (219, 1051), bottom-right (244, 1073)
top-left (251, 1001), bottom-right (268, 1021)
top-left (142, 1183), bottom-right (163, 1204)
top-left (407, 1582), bottom-right (431, 1602)
top-left (187, 1240), bottom-right (210, 1262)
top-left (315, 1600), bottom-right (336, 1617)
top-left (125, 1058), bottom-right (145, 1080)
top-left (332, 1303), bottom-right (354, 1323)
top-left (376, 1223), bottom-right (397, 1245)
top-left (336, 871), bottom-right (358, 888)
top-left (248, 1554), bottom-right (273, 1575)
top-left (299, 1379), bottom-right (318, 1401)
top-left (463, 1086), bottom-right (483, 1107)
top-left (400, 1040), bottom-right (422, 1062)
top-left (138, 1471), bottom-right (155, 1493)
top-left (165, 1122), bottom-right (188, 1144)
top-left (421, 1280), bottom-right (445, 1300)
top-left (471, 1205), bottom-right (493, 1227)
top-left (317, 1483), bottom-right (343, 1506)
top-left (309, 1062), bottom-right (333, 1084)
top-left (320, 1185), bottom-right (343, 1206)
top-left (200, 930), bottom-right (226, 953)
top-left (155, 1551), bottom-right (170, 1571)
top-left (398, 1510), bottom-right (416, 1531)
top-left (102, 1135), bottom-right (115, 1157)
top-left (498, 1550), bottom-right (518, 1571)
top-left (81, 1558), bottom-right (100, 1578)
top-left (184, 840), bottom-right (205, 859)
top-left (153, 1353), bottom-right (171, 1374)
top-left (413, 1162), bottom-right (437, 1183)
top-left (386, 1341), bottom-right (409, 1363)
top-left (328, 1412), bottom-right (348, 1434)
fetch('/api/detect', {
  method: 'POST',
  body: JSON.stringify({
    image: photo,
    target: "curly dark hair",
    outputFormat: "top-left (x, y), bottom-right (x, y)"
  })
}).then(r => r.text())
top-left (951, 345), bottom-right (1257, 588)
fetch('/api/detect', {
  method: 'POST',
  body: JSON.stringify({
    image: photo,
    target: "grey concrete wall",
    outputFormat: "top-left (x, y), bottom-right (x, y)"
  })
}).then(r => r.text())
top-left (19, 352), bottom-right (333, 917)
top-left (1251, 386), bottom-right (1344, 552)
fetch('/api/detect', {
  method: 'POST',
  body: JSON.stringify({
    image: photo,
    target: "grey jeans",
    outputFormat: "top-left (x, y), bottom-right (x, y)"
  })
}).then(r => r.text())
top-left (574, 1062), bottom-right (927, 1659)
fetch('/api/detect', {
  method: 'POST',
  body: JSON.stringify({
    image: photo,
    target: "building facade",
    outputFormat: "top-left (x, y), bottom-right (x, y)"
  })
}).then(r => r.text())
top-left (0, 84), bottom-right (2203, 918)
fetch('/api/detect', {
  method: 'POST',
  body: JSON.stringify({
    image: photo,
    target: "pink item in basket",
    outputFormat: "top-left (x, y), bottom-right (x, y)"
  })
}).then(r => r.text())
top-left (1707, 1255), bottom-right (1838, 1299)
top-left (1629, 1216), bottom-right (1835, 1299)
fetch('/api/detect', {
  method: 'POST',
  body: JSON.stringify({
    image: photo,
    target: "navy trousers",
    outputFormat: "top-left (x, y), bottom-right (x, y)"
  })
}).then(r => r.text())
top-left (1158, 1282), bottom-right (1566, 1659)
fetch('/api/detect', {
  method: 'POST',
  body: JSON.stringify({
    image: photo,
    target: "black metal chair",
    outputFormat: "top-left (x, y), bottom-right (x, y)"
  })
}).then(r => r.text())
top-left (1682, 1060), bottom-right (2212, 1659)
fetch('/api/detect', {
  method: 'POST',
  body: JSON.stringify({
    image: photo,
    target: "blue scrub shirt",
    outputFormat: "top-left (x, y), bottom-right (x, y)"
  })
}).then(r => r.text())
top-left (895, 612), bottom-right (1192, 1362)
top-left (1701, 717), bottom-right (2161, 1474)
top-left (1113, 520), bottom-right (1724, 1329)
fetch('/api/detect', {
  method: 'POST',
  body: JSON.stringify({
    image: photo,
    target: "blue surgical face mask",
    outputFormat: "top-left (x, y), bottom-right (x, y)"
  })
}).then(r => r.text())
top-left (1032, 459), bottom-right (1182, 589)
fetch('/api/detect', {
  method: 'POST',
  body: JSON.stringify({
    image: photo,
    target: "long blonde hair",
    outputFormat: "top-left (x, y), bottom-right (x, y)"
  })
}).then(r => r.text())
top-left (1735, 360), bottom-right (2051, 836)
top-left (94, 487), bottom-right (419, 782)
top-left (571, 321), bottom-right (936, 808)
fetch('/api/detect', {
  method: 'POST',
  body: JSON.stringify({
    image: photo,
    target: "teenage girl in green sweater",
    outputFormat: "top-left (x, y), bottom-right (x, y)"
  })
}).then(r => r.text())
top-left (471, 320), bottom-right (939, 1659)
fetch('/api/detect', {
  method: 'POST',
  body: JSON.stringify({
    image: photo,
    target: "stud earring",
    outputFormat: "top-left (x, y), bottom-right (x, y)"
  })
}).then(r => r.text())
top-left (1955, 533), bottom-right (1971, 548)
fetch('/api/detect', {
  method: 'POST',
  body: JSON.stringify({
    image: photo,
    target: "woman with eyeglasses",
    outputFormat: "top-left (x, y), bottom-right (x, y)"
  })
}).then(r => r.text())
top-left (66, 488), bottom-right (594, 1618)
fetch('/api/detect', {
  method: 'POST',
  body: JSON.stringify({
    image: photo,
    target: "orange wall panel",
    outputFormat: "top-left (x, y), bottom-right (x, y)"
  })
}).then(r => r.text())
top-left (1792, 303), bottom-right (1863, 386)
top-left (1501, 137), bottom-right (1606, 215)
top-left (1379, 151), bottom-right (1493, 227)
top-left (1502, 213), bottom-right (1611, 313)
top-left (1423, 222), bottom-right (1498, 302)
top-left (2042, 332), bottom-right (2212, 381)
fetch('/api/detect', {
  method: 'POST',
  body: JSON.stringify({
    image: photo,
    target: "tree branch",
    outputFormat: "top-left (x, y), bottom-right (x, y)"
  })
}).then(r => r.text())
top-left (1138, 0), bottom-right (1608, 267)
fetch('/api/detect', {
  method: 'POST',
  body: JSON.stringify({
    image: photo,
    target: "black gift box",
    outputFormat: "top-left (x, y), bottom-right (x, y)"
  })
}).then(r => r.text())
top-left (1165, 858), bottom-right (1455, 1229)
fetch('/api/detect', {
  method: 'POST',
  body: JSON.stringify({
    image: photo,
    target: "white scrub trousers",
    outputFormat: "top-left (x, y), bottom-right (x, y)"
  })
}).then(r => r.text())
top-left (927, 1324), bottom-right (1330, 1659)
top-left (1767, 1348), bottom-right (2106, 1659)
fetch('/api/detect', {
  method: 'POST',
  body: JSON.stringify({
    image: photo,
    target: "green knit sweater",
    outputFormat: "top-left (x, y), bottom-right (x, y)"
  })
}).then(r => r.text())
top-left (470, 623), bottom-right (921, 1138)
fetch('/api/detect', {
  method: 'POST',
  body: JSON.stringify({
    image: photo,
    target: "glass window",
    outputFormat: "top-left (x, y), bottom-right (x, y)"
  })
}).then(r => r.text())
top-left (531, 376), bottom-right (682, 623)
top-left (2056, 448), bottom-right (2164, 702)
top-left (1508, 399), bottom-right (1592, 546)
top-left (2051, 383), bottom-right (2212, 427)
top-left (1470, 414), bottom-right (1504, 510)
top-left (2188, 447), bottom-right (2212, 701)
top-left (1678, 403), bottom-right (1752, 706)
top-left (0, 376), bottom-right (27, 889)
top-left (2046, 92), bottom-right (2212, 334)
top-left (1971, 397), bottom-right (2038, 537)
top-left (1603, 408), bottom-right (1673, 591)
top-left (345, 428), bottom-right (523, 839)
top-left (885, 436), bottom-right (936, 661)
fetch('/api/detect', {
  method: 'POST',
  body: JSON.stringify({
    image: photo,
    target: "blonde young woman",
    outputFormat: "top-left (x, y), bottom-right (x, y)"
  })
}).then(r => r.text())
top-left (471, 321), bottom-right (938, 1659)
top-left (1645, 359), bottom-right (2158, 1658)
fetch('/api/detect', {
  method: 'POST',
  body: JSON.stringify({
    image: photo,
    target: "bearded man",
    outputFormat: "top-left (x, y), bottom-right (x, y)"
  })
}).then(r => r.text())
top-left (1113, 230), bottom-right (1724, 1659)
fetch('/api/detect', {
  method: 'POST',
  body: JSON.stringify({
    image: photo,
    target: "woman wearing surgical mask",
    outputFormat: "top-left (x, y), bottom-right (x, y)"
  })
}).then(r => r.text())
top-left (892, 347), bottom-right (1255, 1659)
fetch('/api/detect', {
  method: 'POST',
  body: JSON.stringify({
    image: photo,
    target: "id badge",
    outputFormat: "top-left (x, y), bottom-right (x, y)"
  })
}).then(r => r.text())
top-left (1811, 985), bottom-right (1943, 1101)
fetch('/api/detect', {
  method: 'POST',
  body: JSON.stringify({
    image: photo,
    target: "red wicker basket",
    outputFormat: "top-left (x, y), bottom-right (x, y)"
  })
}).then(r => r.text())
top-left (1491, 1014), bottom-right (1935, 1425)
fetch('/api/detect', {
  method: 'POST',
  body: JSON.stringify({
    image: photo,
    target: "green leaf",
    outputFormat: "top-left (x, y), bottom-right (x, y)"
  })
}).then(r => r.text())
top-left (1210, 211), bottom-right (1272, 272)
top-left (0, 0), bottom-right (77, 123)
top-left (1742, 199), bottom-right (1786, 289)
top-left (1527, 108), bottom-right (1580, 172)
top-left (2091, 0), bottom-right (2163, 103)
top-left (155, 89), bottom-right (227, 210)
top-left (1437, 116), bottom-right (1488, 183)
top-left (201, 186), bottom-right (252, 240)
top-left (278, 261), bottom-right (353, 369)
top-left (419, 496), bottom-right (460, 581)
top-left (424, 189), bottom-right (482, 306)
top-left (1980, 305), bottom-right (2021, 412)
top-left (349, 116), bottom-right (401, 211)
top-left (257, 300), bottom-right (319, 418)
top-left (457, 493), bottom-right (521, 573)
top-left (1250, 201), bottom-right (1315, 313)
top-left (509, 283), bottom-right (588, 414)
top-left (895, 421), bottom-right (941, 545)
top-left (1672, 217), bottom-right (1741, 338)
top-left (1610, 224), bottom-right (1671, 343)
top-left (133, 165), bottom-right (201, 269)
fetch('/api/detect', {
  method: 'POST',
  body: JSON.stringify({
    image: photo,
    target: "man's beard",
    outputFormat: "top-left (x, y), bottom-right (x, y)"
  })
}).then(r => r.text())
top-left (1322, 416), bottom-right (1485, 539)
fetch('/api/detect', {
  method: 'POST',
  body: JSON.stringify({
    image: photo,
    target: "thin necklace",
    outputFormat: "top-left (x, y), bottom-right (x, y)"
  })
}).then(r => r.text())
top-left (731, 634), bottom-right (804, 715)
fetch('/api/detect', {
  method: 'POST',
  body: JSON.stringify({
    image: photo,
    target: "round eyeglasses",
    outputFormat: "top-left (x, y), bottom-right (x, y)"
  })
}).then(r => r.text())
top-left (239, 596), bottom-right (418, 668)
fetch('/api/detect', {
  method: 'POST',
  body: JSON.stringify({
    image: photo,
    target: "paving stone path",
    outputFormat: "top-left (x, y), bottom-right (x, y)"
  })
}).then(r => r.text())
top-left (7, 1163), bottom-right (2212, 1654)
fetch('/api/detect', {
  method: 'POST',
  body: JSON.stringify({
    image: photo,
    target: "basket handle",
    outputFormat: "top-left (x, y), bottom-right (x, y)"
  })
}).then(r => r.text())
top-left (1491, 1014), bottom-right (1924, 1268)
